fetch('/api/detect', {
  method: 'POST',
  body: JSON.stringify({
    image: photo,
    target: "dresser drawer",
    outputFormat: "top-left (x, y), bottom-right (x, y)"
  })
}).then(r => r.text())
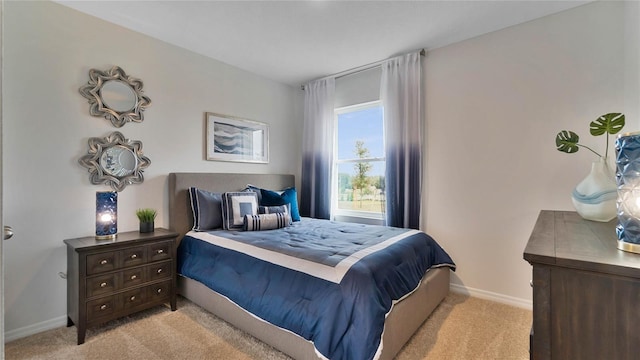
top-left (86, 273), bottom-right (117, 298)
top-left (148, 241), bottom-right (172, 262)
top-left (86, 252), bottom-right (116, 275)
top-left (121, 287), bottom-right (147, 310)
top-left (122, 267), bottom-right (145, 288)
top-left (86, 246), bottom-right (147, 275)
top-left (87, 295), bottom-right (117, 320)
top-left (148, 280), bottom-right (171, 302)
top-left (122, 246), bottom-right (145, 268)
top-left (147, 261), bottom-right (172, 282)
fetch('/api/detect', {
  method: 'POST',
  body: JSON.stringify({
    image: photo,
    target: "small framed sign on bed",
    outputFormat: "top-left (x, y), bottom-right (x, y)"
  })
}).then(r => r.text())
top-left (205, 112), bottom-right (269, 163)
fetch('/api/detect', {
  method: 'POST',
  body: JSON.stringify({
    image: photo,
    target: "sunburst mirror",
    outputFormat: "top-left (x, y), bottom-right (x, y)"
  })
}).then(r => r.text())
top-left (79, 131), bottom-right (151, 192)
top-left (79, 66), bottom-right (151, 128)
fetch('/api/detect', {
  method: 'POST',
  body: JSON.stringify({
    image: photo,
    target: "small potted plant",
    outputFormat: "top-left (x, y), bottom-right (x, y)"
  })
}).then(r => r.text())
top-left (136, 208), bottom-right (157, 233)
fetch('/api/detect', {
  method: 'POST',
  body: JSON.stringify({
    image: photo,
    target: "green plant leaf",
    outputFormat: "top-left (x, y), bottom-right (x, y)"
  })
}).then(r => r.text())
top-left (136, 208), bottom-right (157, 222)
top-left (589, 113), bottom-right (625, 136)
top-left (555, 130), bottom-right (580, 153)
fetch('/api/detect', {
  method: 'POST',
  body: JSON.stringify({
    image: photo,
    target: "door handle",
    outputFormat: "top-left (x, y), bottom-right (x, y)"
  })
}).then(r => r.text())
top-left (4, 225), bottom-right (14, 240)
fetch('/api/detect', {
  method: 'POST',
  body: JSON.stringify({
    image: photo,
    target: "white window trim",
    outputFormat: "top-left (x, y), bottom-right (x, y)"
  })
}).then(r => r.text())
top-left (332, 101), bottom-right (385, 221)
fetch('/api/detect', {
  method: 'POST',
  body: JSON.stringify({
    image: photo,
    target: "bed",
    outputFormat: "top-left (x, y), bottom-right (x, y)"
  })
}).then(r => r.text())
top-left (168, 172), bottom-right (454, 360)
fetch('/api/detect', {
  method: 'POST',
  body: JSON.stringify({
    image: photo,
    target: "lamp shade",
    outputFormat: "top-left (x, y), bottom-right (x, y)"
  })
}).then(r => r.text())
top-left (615, 131), bottom-right (640, 253)
top-left (96, 191), bottom-right (117, 240)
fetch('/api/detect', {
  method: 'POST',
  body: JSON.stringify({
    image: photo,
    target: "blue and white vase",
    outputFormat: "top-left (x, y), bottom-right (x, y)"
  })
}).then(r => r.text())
top-left (571, 157), bottom-right (617, 222)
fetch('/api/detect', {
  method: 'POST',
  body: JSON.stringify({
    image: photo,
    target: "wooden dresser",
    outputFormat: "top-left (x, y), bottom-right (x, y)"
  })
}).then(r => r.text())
top-left (524, 210), bottom-right (640, 360)
top-left (64, 228), bottom-right (178, 344)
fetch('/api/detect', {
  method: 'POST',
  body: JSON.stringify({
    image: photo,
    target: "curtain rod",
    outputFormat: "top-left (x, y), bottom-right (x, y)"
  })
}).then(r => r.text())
top-left (300, 49), bottom-right (425, 91)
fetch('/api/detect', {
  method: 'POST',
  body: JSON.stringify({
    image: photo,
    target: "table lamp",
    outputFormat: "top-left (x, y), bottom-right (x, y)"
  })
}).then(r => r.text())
top-left (96, 191), bottom-right (117, 240)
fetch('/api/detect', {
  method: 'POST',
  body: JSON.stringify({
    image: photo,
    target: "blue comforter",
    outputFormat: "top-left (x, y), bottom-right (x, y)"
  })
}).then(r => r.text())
top-left (177, 218), bottom-right (455, 360)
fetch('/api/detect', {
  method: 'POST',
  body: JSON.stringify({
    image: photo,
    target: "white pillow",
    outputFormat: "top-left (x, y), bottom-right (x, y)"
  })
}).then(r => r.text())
top-left (221, 192), bottom-right (258, 230)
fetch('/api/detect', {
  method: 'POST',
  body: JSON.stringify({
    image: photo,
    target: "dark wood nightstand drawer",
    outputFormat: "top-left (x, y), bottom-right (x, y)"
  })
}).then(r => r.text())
top-left (121, 287), bottom-right (147, 310)
top-left (122, 267), bottom-right (145, 288)
top-left (86, 252), bottom-right (116, 275)
top-left (86, 273), bottom-right (117, 298)
top-left (148, 280), bottom-right (171, 301)
top-left (87, 296), bottom-right (116, 320)
top-left (148, 241), bottom-right (172, 262)
top-left (147, 261), bottom-right (172, 282)
top-left (122, 246), bottom-right (145, 268)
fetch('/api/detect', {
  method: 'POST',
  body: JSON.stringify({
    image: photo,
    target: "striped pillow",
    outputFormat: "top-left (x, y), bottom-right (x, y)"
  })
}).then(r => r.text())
top-left (259, 204), bottom-right (291, 225)
top-left (243, 213), bottom-right (291, 231)
top-left (189, 187), bottom-right (223, 231)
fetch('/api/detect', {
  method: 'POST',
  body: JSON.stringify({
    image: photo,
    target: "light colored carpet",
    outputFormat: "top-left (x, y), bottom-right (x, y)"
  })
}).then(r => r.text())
top-left (5, 293), bottom-right (532, 360)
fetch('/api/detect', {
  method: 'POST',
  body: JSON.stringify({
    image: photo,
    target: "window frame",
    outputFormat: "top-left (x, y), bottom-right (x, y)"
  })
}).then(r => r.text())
top-left (332, 100), bottom-right (385, 221)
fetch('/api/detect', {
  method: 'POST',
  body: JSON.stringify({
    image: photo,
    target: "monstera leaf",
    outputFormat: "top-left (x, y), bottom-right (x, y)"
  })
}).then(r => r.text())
top-left (554, 112), bottom-right (624, 159)
top-left (590, 113), bottom-right (625, 136)
top-left (555, 130), bottom-right (580, 154)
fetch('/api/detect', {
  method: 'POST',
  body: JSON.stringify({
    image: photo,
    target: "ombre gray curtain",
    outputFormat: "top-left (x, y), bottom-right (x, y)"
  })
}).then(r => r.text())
top-left (381, 52), bottom-right (423, 229)
top-left (300, 78), bottom-right (335, 219)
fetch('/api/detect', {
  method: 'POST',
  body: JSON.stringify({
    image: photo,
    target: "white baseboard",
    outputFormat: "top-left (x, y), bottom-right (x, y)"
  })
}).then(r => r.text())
top-left (4, 315), bottom-right (67, 343)
top-left (450, 283), bottom-right (532, 310)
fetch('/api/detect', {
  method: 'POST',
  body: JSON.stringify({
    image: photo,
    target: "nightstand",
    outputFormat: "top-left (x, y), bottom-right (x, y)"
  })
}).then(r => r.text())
top-left (64, 228), bottom-right (178, 345)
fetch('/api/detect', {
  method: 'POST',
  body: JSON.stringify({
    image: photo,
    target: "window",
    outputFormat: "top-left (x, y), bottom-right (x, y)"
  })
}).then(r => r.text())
top-left (333, 101), bottom-right (385, 220)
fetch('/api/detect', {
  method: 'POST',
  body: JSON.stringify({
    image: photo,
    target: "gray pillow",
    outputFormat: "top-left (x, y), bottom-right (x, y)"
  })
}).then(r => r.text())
top-left (243, 184), bottom-right (263, 203)
top-left (189, 187), bottom-right (223, 231)
top-left (259, 205), bottom-right (291, 224)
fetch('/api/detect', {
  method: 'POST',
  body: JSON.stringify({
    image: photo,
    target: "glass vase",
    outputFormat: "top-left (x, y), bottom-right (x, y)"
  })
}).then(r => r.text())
top-left (571, 157), bottom-right (617, 222)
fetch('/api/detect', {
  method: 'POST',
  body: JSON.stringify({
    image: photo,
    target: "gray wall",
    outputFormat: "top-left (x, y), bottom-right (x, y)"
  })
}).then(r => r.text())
top-left (3, 1), bottom-right (300, 338)
top-left (424, 0), bottom-right (636, 306)
top-left (334, 67), bottom-right (381, 109)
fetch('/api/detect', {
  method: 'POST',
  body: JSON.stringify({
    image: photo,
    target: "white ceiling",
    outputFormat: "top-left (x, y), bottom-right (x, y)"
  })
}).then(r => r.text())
top-left (55, 0), bottom-right (591, 86)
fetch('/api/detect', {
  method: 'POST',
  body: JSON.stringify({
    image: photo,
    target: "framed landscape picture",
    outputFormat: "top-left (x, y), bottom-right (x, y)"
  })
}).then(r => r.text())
top-left (205, 112), bottom-right (269, 163)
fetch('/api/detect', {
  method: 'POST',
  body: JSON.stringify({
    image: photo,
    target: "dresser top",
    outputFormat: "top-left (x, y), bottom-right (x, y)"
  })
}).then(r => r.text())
top-left (524, 210), bottom-right (640, 277)
top-left (64, 228), bottom-right (178, 251)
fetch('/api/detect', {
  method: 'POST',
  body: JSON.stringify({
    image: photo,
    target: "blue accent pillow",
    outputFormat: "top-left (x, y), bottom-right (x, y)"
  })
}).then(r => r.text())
top-left (221, 192), bottom-right (259, 230)
top-left (260, 187), bottom-right (300, 222)
top-left (189, 187), bottom-right (223, 231)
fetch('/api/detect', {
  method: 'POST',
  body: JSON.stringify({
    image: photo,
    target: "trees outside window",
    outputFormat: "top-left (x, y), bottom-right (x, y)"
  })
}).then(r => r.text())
top-left (334, 102), bottom-right (385, 218)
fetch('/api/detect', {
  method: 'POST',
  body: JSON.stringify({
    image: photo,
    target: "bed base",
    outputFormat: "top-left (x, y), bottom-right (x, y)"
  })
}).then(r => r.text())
top-left (168, 172), bottom-right (450, 359)
top-left (178, 268), bottom-right (449, 360)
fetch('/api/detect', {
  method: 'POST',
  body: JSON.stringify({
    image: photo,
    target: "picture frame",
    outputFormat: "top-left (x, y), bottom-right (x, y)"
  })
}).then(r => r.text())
top-left (205, 112), bottom-right (269, 163)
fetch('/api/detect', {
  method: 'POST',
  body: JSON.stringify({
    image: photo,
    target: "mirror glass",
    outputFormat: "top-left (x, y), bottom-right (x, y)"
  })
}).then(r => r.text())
top-left (79, 131), bottom-right (151, 192)
top-left (99, 145), bottom-right (138, 177)
top-left (79, 66), bottom-right (151, 128)
top-left (100, 80), bottom-right (137, 112)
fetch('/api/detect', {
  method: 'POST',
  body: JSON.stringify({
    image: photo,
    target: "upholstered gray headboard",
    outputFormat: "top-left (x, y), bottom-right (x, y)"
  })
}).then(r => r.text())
top-left (168, 173), bottom-right (295, 241)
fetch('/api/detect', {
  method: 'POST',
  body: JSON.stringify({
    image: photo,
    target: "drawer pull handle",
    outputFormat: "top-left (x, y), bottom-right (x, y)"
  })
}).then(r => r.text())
top-left (157, 288), bottom-right (162, 294)
top-left (157, 269), bottom-right (163, 274)
top-left (100, 304), bottom-right (107, 310)
top-left (157, 249), bottom-right (164, 254)
top-left (100, 259), bottom-right (108, 265)
top-left (100, 282), bottom-right (107, 288)
top-left (530, 280), bottom-right (533, 288)
top-left (130, 296), bottom-right (136, 301)
top-left (130, 275), bottom-right (137, 280)
top-left (130, 254), bottom-right (137, 259)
